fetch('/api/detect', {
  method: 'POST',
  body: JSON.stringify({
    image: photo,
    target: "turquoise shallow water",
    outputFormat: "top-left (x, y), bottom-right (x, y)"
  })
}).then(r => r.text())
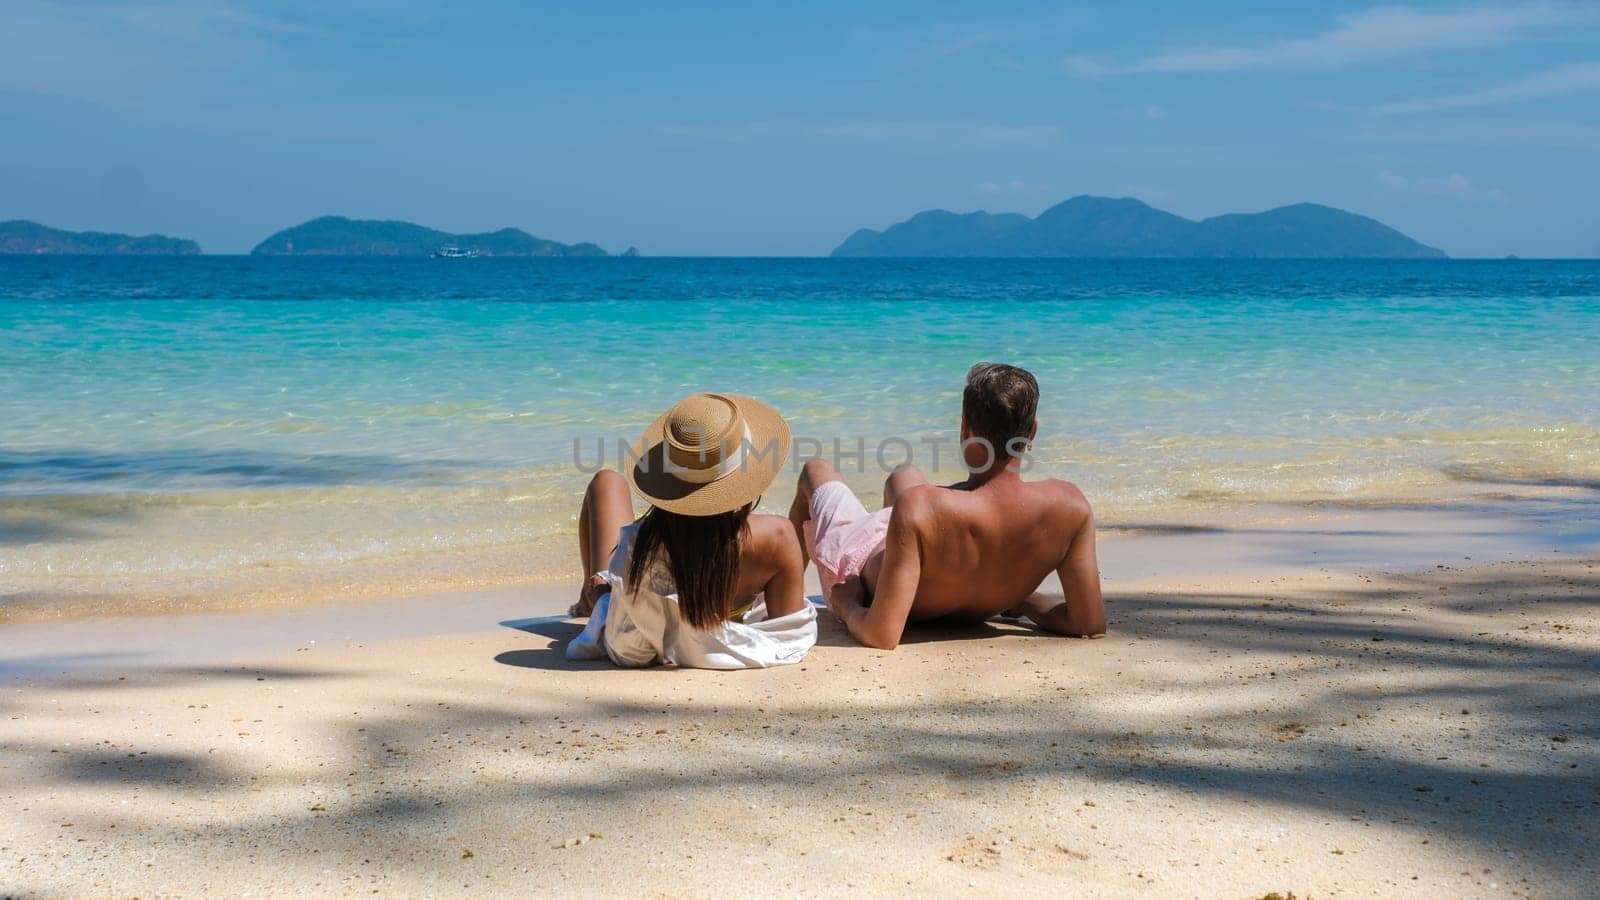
top-left (2, 257), bottom-right (1598, 613)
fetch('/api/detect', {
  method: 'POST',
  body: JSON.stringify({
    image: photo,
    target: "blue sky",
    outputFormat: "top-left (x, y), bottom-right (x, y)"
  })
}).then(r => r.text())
top-left (2, 1), bottom-right (1598, 256)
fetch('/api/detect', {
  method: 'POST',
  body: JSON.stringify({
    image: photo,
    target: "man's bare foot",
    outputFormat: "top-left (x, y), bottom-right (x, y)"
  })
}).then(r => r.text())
top-left (570, 573), bottom-right (610, 618)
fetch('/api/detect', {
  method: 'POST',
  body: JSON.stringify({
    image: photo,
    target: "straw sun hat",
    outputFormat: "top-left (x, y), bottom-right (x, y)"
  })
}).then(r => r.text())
top-left (627, 392), bottom-right (791, 516)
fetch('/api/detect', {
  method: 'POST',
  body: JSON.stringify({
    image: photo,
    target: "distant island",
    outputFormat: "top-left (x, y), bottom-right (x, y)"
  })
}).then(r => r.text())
top-left (0, 220), bottom-right (200, 255)
top-left (831, 196), bottom-right (1446, 259)
top-left (251, 216), bottom-right (612, 257)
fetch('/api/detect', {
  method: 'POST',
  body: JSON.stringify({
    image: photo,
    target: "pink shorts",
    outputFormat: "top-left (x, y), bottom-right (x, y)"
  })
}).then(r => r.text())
top-left (804, 482), bottom-right (892, 593)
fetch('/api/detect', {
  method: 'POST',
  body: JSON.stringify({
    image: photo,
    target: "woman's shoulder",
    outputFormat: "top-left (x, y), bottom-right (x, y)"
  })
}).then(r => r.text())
top-left (747, 513), bottom-right (798, 543)
top-left (745, 514), bottom-right (803, 567)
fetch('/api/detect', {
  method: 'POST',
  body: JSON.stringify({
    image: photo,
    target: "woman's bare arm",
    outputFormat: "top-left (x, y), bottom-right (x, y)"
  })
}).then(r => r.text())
top-left (755, 516), bottom-right (808, 618)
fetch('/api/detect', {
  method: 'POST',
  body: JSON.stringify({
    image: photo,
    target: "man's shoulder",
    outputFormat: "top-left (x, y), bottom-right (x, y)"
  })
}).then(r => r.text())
top-left (889, 480), bottom-right (996, 529)
top-left (885, 484), bottom-right (942, 529)
top-left (1030, 476), bottom-right (1091, 511)
top-left (889, 476), bottom-right (1090, 524)
top-left (1026, 479), bottom-right (1093, 531)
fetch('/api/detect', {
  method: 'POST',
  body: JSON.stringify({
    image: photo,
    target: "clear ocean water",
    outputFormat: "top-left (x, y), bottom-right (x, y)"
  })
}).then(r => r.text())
top-left (3, 257), bottom-right (1598, 616)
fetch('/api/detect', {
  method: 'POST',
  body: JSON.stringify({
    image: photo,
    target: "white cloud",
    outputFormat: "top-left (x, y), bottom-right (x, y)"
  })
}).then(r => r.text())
top-left (1370, 117), bottom-right (1600, 150)
top-left (976, 179), bottom-right (1052, 195)
top-left (656, 122), bottom-right (785, 141)
top-left (1379, 170), bottom-right (1507, 203)
top-left (1373, 60), bottom-right (1600, 114)
top-left (810, 122), bottom-right (1062, 146)
top-left (1065, 3), bottom-right (1600, 76)
top-left (907, 28), bottom-right (1017, 65)
top-left (659, 121), bottom-right (1064, 148)
top-left (0, 0), bottom-right (308, 107)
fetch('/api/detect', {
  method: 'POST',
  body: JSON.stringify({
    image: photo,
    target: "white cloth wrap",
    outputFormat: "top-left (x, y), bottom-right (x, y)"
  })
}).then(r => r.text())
top-left (565, 522), bottom-right (817, 670)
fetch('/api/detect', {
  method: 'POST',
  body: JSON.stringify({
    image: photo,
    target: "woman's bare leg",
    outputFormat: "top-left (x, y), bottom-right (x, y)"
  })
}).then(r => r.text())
top-left (572, 469), bottom-right (634, 616)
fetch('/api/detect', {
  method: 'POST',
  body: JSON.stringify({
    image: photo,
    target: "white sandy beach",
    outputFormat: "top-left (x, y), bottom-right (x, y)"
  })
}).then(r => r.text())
top-left (3, 496), bottom-right (1598, 898)
top-left (5, 2), bottom-right (1600, 894)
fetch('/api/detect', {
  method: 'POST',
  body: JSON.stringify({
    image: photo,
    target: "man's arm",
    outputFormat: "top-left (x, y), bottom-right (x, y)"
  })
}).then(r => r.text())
top-left (826, 496), bottom-right (926, 650)
top-left (1020, 495), bottom-right (1105, 637)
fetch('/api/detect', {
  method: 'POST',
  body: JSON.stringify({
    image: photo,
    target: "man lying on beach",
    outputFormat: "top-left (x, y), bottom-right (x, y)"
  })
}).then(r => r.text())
top-left (789, 363), bottom-right (1105, 650)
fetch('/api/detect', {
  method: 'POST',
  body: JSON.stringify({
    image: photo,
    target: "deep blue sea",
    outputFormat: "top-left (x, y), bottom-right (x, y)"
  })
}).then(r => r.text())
top-left (3, 257), bottom-right (1598, 615)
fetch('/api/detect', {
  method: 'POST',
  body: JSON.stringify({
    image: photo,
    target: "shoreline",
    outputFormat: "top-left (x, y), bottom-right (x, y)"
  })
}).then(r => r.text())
top-left (6, 482), bottom-right (1599, 628)
top-left (5, 485), bottom-right (1599, 684)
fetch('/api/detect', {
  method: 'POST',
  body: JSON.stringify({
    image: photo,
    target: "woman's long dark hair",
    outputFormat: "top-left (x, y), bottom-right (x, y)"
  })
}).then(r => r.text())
top-left (627, 503), bottom-right (752, 630)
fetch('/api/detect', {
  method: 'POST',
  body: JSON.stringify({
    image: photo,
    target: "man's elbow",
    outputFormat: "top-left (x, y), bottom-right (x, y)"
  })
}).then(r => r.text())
top-left (1044, 609), bottom-right (1106, 638)
top-left (854, 623), bottom-right (901, 651)
top-left (1073, 611), bottom-right (1108, 638)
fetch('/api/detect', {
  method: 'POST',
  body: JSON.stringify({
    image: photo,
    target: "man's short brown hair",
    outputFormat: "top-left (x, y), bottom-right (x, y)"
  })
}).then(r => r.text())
top-left (963, 363), bottom-right (1039, 457)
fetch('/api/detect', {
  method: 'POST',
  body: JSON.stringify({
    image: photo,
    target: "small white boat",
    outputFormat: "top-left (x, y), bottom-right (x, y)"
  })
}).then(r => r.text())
top-left (431, 245), bottom-right (481, 258)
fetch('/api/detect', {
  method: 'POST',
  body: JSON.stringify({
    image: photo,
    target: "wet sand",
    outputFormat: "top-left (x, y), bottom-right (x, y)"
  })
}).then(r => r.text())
top-left (8, 481), bottom-right (1599, 626)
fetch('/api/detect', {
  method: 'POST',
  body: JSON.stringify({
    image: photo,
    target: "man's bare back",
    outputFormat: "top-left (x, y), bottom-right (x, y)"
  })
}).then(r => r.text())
top-left (885, 469), bottom-right (1098, 616)
top-left (833, 465), bottom-right (1104, 648)
top-left (791, 363), bottom-right (1107, 650)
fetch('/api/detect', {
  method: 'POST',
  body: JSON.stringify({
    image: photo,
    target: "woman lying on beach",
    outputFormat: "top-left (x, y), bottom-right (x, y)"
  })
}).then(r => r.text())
top-left (565, 392), bottom-right (817, 669)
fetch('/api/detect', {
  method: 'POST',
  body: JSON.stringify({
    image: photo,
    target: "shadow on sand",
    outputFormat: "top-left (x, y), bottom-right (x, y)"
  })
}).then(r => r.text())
top-left (5, 561), bottom-right (1596, 891)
